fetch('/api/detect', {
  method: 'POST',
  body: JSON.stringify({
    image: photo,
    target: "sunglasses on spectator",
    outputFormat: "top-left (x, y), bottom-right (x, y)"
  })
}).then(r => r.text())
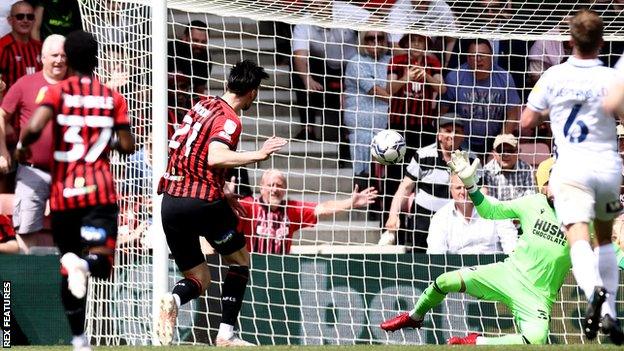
top-left (13, 13), bottom-right (35, 21)
top-left (495, 146), bottom-right (517, 154)
top-left (365, 35), bottom-right (386, 43)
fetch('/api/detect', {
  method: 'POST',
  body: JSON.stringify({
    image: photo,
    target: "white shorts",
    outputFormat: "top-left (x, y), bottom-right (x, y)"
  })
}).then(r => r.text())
top-left (13, 164), bottom-right (51, 234)
top-left (550, 161), bottom-right (622, 225)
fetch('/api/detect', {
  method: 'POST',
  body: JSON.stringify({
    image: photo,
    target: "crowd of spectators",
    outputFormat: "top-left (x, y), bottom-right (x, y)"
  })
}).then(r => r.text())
top-left (1, 0), bottom-right (623, 255)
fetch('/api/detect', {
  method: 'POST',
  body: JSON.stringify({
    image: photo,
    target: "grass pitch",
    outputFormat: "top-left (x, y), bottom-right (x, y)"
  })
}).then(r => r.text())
top-left (11, 345), bottom-right (624, 350)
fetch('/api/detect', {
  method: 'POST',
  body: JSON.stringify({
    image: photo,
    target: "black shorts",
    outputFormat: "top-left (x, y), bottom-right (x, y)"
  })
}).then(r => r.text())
top-left (161, 193), bottom-right (246, 271)
top-left (51, 204), bottom-right (119, 256)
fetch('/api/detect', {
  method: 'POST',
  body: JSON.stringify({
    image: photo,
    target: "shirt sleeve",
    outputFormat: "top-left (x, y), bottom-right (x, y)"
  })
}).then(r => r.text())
top-left (208, 113), bottom-right (241, 149)
top-left (39, 83), bottom-right (62, 113)
top-left (495, 219), bottom-right (518, 254)
top-left (404, 156), bottom-right (422, 181)
top-left (287, 200), bottom-right (318, 231)
top-left (526, 71), bottom-right (550, 112)
top-left (0, 80), bottom-right (21, 115)
top-left (112, 91), bottom-right (130, 129)
top-left (505, 72), bottom-right (521, 105)
top-left (470, 188), bottom-right (522, 220)
top-left (426, 211), bottom-right (448, 254)
top-left (442, 69), bottom-right (458, 110)
top-left (292, 24), bottom-right (312, 53)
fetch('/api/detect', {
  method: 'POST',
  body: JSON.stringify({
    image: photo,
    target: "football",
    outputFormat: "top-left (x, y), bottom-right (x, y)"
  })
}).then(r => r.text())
top-left (370, 130), bottom-right (406, 165)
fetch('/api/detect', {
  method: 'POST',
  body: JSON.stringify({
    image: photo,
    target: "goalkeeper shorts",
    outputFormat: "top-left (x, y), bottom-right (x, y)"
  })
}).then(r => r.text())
top-left (459, 261), bottom-right (551, 342)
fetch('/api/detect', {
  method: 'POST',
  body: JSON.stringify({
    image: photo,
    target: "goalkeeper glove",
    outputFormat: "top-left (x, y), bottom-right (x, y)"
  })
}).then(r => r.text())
top-left (447, 150), bottom-right (480, 193)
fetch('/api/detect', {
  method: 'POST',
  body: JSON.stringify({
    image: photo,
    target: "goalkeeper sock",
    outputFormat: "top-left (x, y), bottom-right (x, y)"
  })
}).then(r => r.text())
top-left (596, 244), bottom-right (618, 318)
top-left (475, 334), bottom-right (526, 345)
top-left (570, 240), bottom-right (598, 300)
top-left (220, 265), bottom-right (249, 328)
top-left (61, 275), bottom-right (87, 336)
top-left (410, 271), bottom-right (461, 319)
top-left (172, 277), bottom-right (202, 306)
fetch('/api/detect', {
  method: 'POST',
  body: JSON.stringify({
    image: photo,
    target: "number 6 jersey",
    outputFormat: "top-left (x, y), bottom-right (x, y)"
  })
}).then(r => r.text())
top-left (527, 56), bottom-right (620, 166)
top-left (40, 75), bottom-right (130, 211)
top-left (158, 96), bottom-right (242, 202)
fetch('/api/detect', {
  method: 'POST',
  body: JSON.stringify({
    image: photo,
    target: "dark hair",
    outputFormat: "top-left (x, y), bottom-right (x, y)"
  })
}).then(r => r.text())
top-left (65, 30), bottom-right (99, 75)
top-left (183, 20), bottom-right (208, 36)
top-left (569, 9), bottom-right (603, 55)
top-left (226, 60), bottom-right (269, 95)
top-left (466, 38), bottom-right (493, 54)
top-left (398, 33), bottom-right (431, 50)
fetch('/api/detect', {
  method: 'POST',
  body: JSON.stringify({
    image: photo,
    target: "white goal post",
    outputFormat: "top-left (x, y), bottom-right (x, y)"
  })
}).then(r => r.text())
top-left (78, 0), bottom-right (624, 346)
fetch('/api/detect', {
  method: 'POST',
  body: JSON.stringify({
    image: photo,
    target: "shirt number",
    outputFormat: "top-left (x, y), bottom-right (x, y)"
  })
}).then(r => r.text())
top-left (169, 114), bottom-right (202, 157)
top-left (54, 115), bottom-right (114, 163)
top-left (563, 103), bottom-right (588, 143)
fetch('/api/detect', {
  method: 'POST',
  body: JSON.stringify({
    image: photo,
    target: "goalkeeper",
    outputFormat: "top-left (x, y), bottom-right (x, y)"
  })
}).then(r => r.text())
top-left (381, 152), bottom-right (624, 345)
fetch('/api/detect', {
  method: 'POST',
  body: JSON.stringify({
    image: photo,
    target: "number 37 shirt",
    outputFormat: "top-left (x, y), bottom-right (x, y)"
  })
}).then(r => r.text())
top-left (40, 75), bottom-right (130, 211)
top-left (158, 97), bottom-right (242, 202)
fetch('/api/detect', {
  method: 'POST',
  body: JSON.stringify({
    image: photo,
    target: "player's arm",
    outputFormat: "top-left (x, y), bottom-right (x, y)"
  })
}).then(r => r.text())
top-left (207, 136), bottom-right (287, 168)
top-left (18, 105), bottom-right (53, 149)
top-left (521, 75), bottom-right (550, 129)
top-left (604, 80), bottom-right (624, 116)
top-left (314, 185), bottom-right (378, 217)
top-left (520, 106), bottom-right (545, 130)
top-left (447, 150), bottom-right (520, 220)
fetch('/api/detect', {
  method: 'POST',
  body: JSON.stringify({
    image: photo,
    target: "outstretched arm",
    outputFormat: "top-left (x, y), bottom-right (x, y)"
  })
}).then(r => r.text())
top-left (314, 185), bottom-right (378, 217)
top-left (208, 136), bottom-right (287, 168)
top-left (16, 106), bottom-right (53, 162)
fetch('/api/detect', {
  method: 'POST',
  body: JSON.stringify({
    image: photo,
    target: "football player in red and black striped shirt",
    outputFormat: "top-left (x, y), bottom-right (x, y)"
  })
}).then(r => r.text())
top-left (0, 2), bottom-right (42, 91)
top-left (156, 60), bottom-right (287, 346)
top-left (16, 30), bottom-right (135, 351)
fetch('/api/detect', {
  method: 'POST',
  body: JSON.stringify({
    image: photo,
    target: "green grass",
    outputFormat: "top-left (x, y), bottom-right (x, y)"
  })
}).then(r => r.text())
top-left (10, 345), bottom-right (624, 351)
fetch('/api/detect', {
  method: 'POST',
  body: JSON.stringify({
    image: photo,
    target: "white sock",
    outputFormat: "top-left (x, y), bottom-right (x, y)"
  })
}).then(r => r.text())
top-left (71, 334), bottom-right (88, 347)
top-left (570, 240), bottom-right (598, 300)
top-left (217, 323), bottom-right (234, 339)
top-left (172, 293), bottom-right (181, 308)
top-left (596, 244), bottom-right (618, 318)
top-left (475, 336), bottom-right (485, 345)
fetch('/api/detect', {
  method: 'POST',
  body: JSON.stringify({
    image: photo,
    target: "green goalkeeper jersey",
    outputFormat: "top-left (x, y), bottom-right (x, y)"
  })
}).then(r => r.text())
top-left (471, 190), bottom-right (624, 304)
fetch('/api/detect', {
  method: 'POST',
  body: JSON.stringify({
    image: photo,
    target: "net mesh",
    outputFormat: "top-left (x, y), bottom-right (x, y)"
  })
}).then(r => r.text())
top-left (79, 0), bottom-right (624, 345)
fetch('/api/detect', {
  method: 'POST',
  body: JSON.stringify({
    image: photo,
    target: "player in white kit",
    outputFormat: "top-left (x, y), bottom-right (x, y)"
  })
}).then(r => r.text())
top-left (521, 9), bottom-right (624, 342)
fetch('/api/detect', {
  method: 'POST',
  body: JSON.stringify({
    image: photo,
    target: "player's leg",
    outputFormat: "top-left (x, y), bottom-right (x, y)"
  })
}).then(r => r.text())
top-left (382, 265), bottom-right (492, 332)
top-left (550, 170), bottom-right (606, 338)
top-left (158, 194), bottom-right (211, 345)
top-left (51, 209), bottom-right (91, 351)
top-left (593, 175), bottom-right (624, 344)
top-left (202, 199), bottom-right (253, 346)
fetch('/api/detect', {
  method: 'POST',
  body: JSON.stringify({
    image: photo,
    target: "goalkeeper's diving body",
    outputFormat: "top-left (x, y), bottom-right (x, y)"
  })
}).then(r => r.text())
top-left (381, 152), bottom-right (624, 345)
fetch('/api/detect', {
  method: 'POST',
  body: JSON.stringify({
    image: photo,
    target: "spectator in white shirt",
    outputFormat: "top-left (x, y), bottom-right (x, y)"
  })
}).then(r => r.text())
top-left (427, 174), bottom-right (517, 254)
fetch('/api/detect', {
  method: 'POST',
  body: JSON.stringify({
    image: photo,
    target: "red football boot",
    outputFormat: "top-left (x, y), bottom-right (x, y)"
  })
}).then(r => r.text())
top-left (380, 312), bottom-right (422, 332)
top-left (447, 332), bottom-right (481, 345)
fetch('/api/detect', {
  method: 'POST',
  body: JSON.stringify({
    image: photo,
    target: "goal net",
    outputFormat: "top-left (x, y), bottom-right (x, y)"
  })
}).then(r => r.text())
top-left (79, 0), bottom-right (624, 346)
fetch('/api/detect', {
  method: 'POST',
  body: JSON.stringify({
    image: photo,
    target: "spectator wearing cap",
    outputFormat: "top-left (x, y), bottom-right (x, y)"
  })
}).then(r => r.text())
top-left (483, 134), bottom-right (536, 201)
top-left (427, 173), bottom-right (517, 254)
top-left (382, 113), bottom-right (480, 250)
top-left (440, 39), bottom-right (521, 157)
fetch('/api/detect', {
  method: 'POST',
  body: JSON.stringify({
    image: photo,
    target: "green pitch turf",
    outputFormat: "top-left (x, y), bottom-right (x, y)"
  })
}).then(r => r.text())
top-left (10, 345), bottom-right (624, 351)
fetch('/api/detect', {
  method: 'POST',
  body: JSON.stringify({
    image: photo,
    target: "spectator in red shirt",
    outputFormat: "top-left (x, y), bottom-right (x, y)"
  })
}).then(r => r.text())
top-left (0, 214), bottom-right (18, 254)
top-left (0, 34), bottom-right (66, 253)
top-left (0, 1), bottom-right (42, 92)
top-left (237, 168), bottom-right (378, 254)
